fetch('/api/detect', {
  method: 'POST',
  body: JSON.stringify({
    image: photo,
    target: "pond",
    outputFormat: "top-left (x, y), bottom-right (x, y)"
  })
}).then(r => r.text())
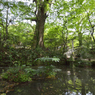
top-left (1, 66), bottom-right (95, 95)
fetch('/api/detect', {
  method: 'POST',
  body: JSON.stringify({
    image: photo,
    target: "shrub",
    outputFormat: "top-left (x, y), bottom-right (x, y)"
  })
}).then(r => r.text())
top-left (1, 65), bottom-right (57, 82)
top-left (1, 66), bottom-right (33, 82)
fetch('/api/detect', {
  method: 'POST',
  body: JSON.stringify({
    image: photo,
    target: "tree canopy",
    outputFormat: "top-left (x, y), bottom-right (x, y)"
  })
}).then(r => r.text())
top-left (0, 0), bottom-right (95, 66)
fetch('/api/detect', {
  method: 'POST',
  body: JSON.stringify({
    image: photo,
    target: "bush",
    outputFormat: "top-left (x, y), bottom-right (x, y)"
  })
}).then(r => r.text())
top-left (1, 65), bottom-right (57, 82)
top-left (1, 66), bottom-right (33, 82)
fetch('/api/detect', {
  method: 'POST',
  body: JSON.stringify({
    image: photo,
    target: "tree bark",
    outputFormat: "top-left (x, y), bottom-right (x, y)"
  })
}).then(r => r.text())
top-left (78, 32), bottom-right (82, 46)
top-left (5, 7), bottom-right (9, 39)
top-left (33, 1), bottom-right (47, 48)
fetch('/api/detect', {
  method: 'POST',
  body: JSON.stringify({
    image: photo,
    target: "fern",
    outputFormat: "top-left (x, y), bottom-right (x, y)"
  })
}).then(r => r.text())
top-left (35, 56), bottom-right (60, 62)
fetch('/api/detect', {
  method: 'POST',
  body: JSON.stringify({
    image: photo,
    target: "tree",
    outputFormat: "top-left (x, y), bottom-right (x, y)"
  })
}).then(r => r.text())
top-left (32, 0), bottom-right (49, 48)
top-left (10, 0), bottom-right (52, 48)
top-left (0, 1), bottom-right (10, 39)
top-left (0, 0), bottom-right (16, 47)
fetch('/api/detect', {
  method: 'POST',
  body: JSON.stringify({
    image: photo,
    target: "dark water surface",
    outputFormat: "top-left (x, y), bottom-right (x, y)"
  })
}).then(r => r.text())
top-left (6, 66), bottom-right (95, 95)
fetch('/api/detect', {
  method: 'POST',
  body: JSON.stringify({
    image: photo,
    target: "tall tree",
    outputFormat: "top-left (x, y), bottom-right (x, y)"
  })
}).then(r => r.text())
top-left (0, 0), bottom-right (15, 40)
top-left (14, 0), bottom-right (52, 48)
top-left (33, 0), bottom-right (50, 48)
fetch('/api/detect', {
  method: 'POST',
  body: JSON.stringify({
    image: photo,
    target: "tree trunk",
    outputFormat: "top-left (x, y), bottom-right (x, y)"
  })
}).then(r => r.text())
top-left (78, 32), bottom-right (82, 46)
top-left (5, 7), bottom-right (9, 40)
top-left (33, 3), bottom-right (47, 48)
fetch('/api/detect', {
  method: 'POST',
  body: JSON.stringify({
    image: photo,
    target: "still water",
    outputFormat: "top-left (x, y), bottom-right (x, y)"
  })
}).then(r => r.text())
top-left (6, 66), bottom-right (95, 95)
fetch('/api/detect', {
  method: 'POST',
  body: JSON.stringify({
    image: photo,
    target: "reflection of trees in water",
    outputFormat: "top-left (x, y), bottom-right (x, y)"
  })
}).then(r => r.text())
top-left (37, 83), bottom-right (42, 92)
top-left (75, 68), bottom-right (95, 95)
top-left (40, 67), bottom-right (94, 95)
top-left (7, 67), bottom-right (95, 95)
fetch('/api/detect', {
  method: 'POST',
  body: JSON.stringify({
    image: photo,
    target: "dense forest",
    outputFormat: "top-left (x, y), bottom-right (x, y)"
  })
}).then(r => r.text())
top-left (0, 0), bottom-right (95, 65)
top-left (0, 0), bottom-right (95, 93)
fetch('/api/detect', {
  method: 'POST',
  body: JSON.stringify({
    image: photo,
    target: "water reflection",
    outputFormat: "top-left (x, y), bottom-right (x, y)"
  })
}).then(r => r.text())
top-left (7, 66), bottom-right (95, 95)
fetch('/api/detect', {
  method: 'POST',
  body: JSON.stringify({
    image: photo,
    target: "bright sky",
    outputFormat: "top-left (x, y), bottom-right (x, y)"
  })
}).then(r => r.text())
top-left (17, 0), bottom-right (32, 1)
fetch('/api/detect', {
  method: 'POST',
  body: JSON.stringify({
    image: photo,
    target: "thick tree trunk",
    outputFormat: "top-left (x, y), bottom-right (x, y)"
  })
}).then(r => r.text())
top-left (33, 4), bottom-right (47, 48)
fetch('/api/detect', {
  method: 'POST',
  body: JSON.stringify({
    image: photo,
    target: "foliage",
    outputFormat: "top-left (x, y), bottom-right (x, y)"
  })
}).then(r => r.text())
top-left (1, 93), bottom-right (6, 95)
top-left (44, 25), bottom-right (63, 49)
top-left (0, 0), bottom-right (95, 67)
top-left (1, 65), bottom-right (33, 82)
top-left (1, 65), bottom-right (57, 82)
top-left (35, 65), bottom-right (57, 78)
top-left (75, 46), bottom-right (92, 59)
top-left (35, 56), bottom-right (60, 62)
top-left (0, 47), bottom-right (47, 66)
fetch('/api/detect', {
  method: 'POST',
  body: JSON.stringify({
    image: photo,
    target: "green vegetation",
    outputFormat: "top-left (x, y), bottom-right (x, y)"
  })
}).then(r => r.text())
top-left (1, 65), bottom-right (57, 82)
top-left (1, 66), bottom-right (33, 82)
top-left (0, 0), bottom-right (95, 84)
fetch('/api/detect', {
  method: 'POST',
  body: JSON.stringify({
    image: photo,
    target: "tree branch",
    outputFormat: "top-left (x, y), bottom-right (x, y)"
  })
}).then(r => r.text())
top-left (25, 17), bottom-right (37, 22)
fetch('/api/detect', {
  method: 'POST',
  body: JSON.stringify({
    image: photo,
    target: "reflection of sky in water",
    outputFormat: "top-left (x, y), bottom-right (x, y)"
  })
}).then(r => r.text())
top-left (64, 91), bottom-right (93, 95)
top-left (86, 92), bottom-right (93, 95)
top-left (6, 66), bottom-right (95, 95)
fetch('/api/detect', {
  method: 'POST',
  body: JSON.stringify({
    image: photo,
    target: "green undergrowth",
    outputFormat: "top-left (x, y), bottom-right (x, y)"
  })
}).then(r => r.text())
top-left (0, 47), bottom-right (62, 66)
top-left (1, 65), bottom-right (57, 83)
